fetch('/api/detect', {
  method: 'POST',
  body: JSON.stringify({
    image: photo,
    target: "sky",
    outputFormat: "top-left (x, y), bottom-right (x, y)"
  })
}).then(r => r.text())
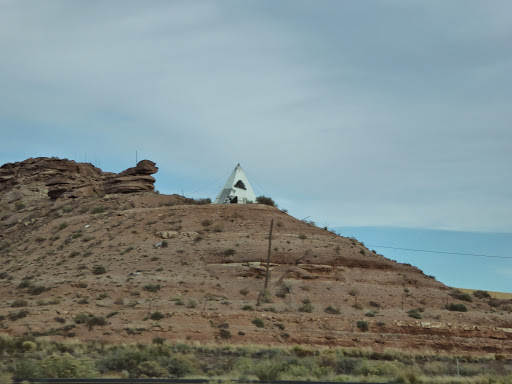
top-left (1, 1), bottom-right (511, 292)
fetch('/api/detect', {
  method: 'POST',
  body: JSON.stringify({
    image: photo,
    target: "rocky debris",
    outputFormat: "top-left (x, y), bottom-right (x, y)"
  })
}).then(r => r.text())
top-left (0, 157), bottom-right (159, 200)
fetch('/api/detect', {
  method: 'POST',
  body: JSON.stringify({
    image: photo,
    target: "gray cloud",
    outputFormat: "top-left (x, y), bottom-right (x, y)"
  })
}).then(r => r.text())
top-left (1, 1), bottom-right (511, 232)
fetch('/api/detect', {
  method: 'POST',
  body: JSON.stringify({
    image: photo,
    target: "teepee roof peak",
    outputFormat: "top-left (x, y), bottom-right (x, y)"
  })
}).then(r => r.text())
top-left (213, 164), bottom-right (256, 204)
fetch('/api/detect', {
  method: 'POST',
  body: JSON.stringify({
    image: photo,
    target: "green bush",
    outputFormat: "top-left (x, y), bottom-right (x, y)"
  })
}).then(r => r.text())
top-left (252, 318), bottom-right (265, 328)
top-left (87, 316), bottom-right (107, 330)
top-left (150, 311), bottom-right (164, 320)
top-left (58, 222), bottom-right (68, 231)
top-left (298, 298), bottom-right (314, 313)
top-left (473, 290), bottom-right (491, 299)
top-left (143, 284), bottom-right (161, 292)
top-left (324, 305), bottom-right (340, 314)
top-left (11, 298), bottom-right (29, 307)
top-left (356, 320), bottom-right (369, 332)
top-left (8, 310), bottom-right (29, 321)
top-left (449, 290), bottom-right (473, 303)
top-left (256, 196), bottom-right (277, 207)
top-left (242, 305), bottom-right (254, 311)
top-left (407, 309), bottom-right (422, 319)
top-left (14, 201), bottom-right (26, 211)
top-left (446, 303), bottom-right (468, 312)
top-left (219, 329), bottom-right (231, 339)
top-left (224, 248), bottom-right (236, 256)
top-left (29, 285), bottom-right (48, 295)
top-left (92, 265), bottom-right (106, 275)
top-left (91, 206), bottom-right (106, 214)
top-left (38, 354), bottom-right (98, 378)
top-left (74, 313), bottom-right (89, 324)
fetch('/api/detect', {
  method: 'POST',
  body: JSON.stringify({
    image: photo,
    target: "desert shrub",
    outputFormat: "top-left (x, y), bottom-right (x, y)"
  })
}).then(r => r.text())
top-left (239, 288), bottom-right (250, 296)
top-left (186, 299), bottom-right (197, 308)
top-left (324, 305), bottom-right (340, 314)
top-left (201, 219), bottom-right (212, 227)
top-left (87, 316), bottom-right (107, 330)
top-left (175, 298), bottom-right (185, 306)
top-left (252, 360), bottom-right (285, 381)
top-left (58, 222), bottom-right (68, 231)
top-left (38, 354), bottom-right (98, 378)
top-left (98, 348), bottom-right (151, 373)
top-left (29, 285), bottom-right (48, 295)
top-left (473, 290), bottom-right (491, 299)
top-left (136, 361), bottom-right (168, 377)
top-left (252, 318), bottom-right (265, 328)
top-left (488, 298), bottom-right (501, 308)
top-left (224, 248), bottom-right (236, 256)
top-left (298, 298), bottom-right (314, 313)
top-left (369, 301), bottom-right (381, 308)
top-left (449, 290), bottom-right (473, 302)
top-left (92, 265), bottom-right (106, 275)
top-left (365, 311), bottom-right (376, 317)
top-left (143, 284), bottom-right (161, 292)
top-left (161, 241), bottom-right (168, 248)
top-left (152, 337), bottom-right (165, 345)
top-left (91, 206), bottom-right (106, 214)
top-left (348, 289), bottom-right (359, 297)
top-left (407, 309), bottom-right (423, 319)
top-left (74, 313), bottom-right (89, 324)
top-left (242, 305), bottom-right (254, 311)
top-left (15, 201), bottom-right (26, 210)
top-left (356, 320), bottom-right (369, 332)
top-left (298, 233), bottom-right (307, 240)
top-left (275, 282), bottom-right (291, 298)
top-left (11, 298), bottom-right (28, 307)
top-left (219, 329), bottom-right (231, 339)
top-left (17, 279), bottom-right (32, 289)
top-left (8, 310), bottom-right (29, 321)
top-left (446, 303), bottom-right (468, 312)
top-left (256, 196), bottom-right (276, 207)
top-left (150, 311), bottom-right (164, 320)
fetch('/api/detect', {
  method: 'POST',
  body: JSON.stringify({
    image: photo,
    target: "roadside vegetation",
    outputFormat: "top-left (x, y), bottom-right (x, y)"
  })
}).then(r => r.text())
top-left (0, 336), bottom-right (510, 383)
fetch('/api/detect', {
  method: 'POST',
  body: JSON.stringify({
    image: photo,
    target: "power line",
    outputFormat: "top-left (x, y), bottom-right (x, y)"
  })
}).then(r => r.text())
top-left (366, 244), bottom-right (512, 259)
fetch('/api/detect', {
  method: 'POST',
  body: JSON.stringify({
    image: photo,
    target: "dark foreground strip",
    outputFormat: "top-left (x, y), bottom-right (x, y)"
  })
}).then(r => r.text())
top-left (13, 379), bottom-right (389, 384)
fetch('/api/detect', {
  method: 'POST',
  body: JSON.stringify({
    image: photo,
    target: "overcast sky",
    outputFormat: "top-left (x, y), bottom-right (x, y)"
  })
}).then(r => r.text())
top-left (1, 0), bottom-right (512, 234)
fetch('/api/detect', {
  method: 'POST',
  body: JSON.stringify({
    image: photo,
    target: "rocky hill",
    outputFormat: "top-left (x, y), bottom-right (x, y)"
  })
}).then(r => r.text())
top-left (0, 157), bottom-right (511, 357)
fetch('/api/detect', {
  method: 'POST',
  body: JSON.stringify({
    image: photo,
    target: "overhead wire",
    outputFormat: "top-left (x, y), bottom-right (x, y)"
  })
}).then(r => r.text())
top-left (366, 244), bottom-right (512, 259)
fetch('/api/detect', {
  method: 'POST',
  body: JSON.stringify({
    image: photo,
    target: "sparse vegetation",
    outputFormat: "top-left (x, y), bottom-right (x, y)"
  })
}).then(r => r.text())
top-left (91, 206), bottom-right (106, 214)
top-left (449, 289), bottom-right (473, 303)
top-left (11, 298), bottom-right (28, 307)
top-left (256, 196), bottom-right (276, 207)
top-left (224, 248), bottom-right (236, 256)
top-left (356, 320), bottom-right (369, 332)
top-left (298, 298), bottom-right (314, 313)
top-left (473, 290), bottom-right (491, 299)
top-left (92, 265), bottom-right (106, 275)
top-left (324, 305), bottom-right (340, 314)
top-left (149, 311), bottom-right (164, 320)
top-left (143, 284), bottom-right (161, 293)
top-left (446, 303), bottom-right (468, 312)
top-left (252, 318), bottom-right (265, 328)
top-left (407, 308), bottom-right (423, 319)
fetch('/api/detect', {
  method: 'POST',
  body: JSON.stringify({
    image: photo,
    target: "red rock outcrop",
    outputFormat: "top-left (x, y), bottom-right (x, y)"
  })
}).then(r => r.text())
top-left (0, 157), bottom-right (158, 200)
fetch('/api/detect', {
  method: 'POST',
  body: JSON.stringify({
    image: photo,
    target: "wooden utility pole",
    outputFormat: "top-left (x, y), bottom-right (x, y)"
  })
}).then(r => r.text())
top-left (264, 219), bottom-right (274, 291)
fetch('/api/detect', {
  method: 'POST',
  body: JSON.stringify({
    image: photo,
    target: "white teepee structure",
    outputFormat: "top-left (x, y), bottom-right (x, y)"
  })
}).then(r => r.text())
top-left (214, 164), bottom-right (257, 204)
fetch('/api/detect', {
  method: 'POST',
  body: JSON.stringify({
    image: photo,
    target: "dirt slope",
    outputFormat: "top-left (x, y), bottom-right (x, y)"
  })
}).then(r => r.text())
top-left (0, 158), bottom-right (511, 357)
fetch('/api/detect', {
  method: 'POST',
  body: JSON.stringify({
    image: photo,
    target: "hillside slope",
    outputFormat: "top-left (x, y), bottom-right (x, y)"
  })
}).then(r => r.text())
top-left (0, 158), bottom-right (511, 356)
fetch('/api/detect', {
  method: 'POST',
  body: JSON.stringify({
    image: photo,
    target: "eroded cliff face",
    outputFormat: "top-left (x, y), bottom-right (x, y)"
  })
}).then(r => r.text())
top-left (0, 157), bottom-right (158, 200)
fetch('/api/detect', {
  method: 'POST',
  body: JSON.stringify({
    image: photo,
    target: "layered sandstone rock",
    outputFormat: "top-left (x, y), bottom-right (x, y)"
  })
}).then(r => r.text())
top-left (0, 157), bottom-right (158, 200)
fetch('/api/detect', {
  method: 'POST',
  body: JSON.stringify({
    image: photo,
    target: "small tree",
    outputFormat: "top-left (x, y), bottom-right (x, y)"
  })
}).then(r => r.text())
top-left (256, 196), bottom-right (276, 207)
